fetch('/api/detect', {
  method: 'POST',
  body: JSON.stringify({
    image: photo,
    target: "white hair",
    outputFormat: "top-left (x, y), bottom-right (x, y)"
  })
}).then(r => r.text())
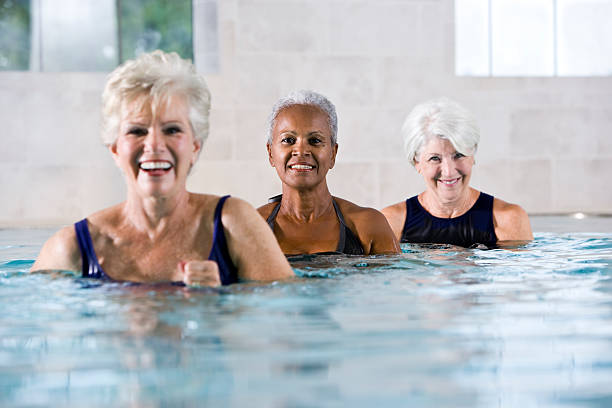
top-left (266, 90), bottom-right (338, 145)
top-left (101, 50), bottom-right (211, 150)
top-left (402, 97), bottom-right (480, 166)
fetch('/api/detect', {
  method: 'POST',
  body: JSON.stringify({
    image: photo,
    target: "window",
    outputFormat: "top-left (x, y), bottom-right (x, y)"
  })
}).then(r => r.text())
top-left (0, 0), bottom-right (197, 72)
top-left (455, 0), bottom-right (612, 76)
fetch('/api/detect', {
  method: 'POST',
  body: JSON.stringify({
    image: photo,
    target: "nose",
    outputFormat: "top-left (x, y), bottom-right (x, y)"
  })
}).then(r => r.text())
top-left (143, 127), bottom-right (166, 153)
top-left (440, 158), bottom-right (454, 177)
top-left (291, 138), bottom-right (311, 156)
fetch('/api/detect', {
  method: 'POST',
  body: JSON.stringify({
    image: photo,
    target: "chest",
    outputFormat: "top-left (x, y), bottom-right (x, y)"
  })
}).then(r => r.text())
top-left (274, 215), bottom-right (341, 255)
top-left (95, 229), bottom-right (213, 282)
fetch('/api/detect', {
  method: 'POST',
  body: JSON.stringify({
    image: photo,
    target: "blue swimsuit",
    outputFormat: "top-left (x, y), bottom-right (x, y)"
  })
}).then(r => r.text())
top-left (400, 193), bottom-right (497, 248)
top-left (74, 195), bottom-right (238, 285)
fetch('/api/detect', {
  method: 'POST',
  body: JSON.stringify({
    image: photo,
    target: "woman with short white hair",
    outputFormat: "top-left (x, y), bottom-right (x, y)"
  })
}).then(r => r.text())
top-left (258, 90), bottom-right (399, 255)
top-left (32, 50), bottom-right (293, 285)
top-left (382, 97), bottom-right (532, 247)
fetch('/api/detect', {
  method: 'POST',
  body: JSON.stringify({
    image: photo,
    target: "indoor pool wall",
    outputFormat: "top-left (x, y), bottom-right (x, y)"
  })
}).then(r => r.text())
top-left (1, 216), bottom-right (612, 407)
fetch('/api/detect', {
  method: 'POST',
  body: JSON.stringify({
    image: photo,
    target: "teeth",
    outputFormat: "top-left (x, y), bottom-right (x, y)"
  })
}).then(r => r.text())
top-left (440, 179), bottom-right (458, 185)
top-left (290, 165), bottom-right (314, 170)
top-left (140, 161), bottom-right (171, 170)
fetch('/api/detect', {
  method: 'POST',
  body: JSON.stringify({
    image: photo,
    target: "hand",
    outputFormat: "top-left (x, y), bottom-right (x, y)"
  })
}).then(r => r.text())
top-left (176, 260), bottom-right (221, 287)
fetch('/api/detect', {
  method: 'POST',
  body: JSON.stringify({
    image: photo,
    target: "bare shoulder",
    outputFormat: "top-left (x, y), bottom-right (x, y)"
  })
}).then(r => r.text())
top-left (216, 196), bottom-right (293, 281)
top-left (380, 201), bottom-right (407, 241)
top-left (333, 197), bottom-right (400, 254)
top-left (493, 198), bottom-right (533, 241)
top-left (256, 202), bottom-right (277, 220)
top-left (334, 197), bottom-right (386, 226)
top-left (31, 225), bottom-right (81, 272)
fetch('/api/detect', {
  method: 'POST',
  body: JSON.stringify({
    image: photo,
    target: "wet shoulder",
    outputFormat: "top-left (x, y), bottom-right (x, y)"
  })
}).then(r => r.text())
top-left (493, 197), bottom-right (533, 240)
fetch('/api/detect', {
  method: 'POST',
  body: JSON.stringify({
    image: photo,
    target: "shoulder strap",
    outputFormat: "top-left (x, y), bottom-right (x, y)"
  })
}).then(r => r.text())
top-left (332, 199), bottom-right (348, 252)
top-left (209, 195), bottom-right (238, 285)
top-left (266, 202), bottom-right (281, 229)
top-left (74, 219), bottom-right (105, 278)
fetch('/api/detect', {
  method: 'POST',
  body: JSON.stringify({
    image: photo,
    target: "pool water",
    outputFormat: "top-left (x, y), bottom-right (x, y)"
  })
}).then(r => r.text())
top-left (1, 217), bottom-right (612, 407)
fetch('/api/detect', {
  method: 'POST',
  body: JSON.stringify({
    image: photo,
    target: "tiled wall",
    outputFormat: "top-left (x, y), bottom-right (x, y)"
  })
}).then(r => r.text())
top-left (1, 0), bottom-right (611, 227)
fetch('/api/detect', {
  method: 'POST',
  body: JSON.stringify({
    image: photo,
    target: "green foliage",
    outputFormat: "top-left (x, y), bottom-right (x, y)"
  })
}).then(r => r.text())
top-left (0, 0), bottom-right (31, 70)
top-left (119, 0), bottom-right (193, 62)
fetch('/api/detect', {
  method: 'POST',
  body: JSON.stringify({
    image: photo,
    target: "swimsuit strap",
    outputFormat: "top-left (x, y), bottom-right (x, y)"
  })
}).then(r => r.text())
top-left (266, 202), bottom-right (282, 229)
top-left (74, 219), bottom-right (106, 279)
top-left (209, 195), bottom-right (238, 285)
top-left (331, 199), bottom-right (347, 252)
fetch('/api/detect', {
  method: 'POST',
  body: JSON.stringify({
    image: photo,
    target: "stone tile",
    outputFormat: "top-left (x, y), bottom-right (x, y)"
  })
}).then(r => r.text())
top-left (336, 108), bottom-right (406, 161)
top-left (232, 55), bottom-right (284, 107)
top-left (201, 108), bottom-right (234, 160)
top-left (188, 161), bottom-right (281, 207)
top-left (236, 0), bottom-right (330, 53)
top-left (552, 159), bottom-right (612, 214)
top-left (281, 56), bottom-right (381, 108)
top-left (509, 109), bottom-right (612, 157)
top-left (378, 160), bottom-right (424, 210)
top-left (232, 108), bottom-right (272, 162)
top-left (329, 2), bottom-right (419, 56)
top-left (472, 159), bottom-right (552, 214)
top-left (327, 162), bottom-right (379, 208)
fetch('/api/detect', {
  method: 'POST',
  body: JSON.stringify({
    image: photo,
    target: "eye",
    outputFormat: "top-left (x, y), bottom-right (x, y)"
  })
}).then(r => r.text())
top-left (127, 127), bottom-right (147, 137)
top-left (428, 155), bottom-right (441, 162)
top-left (164, 126), bottom-right (182, 135)
top-left (281, 136), bottom-right (296, 144)
top-left (454, 152), bottom-right (465, 159)
top-left (309, 137), bottom-right (322, 145)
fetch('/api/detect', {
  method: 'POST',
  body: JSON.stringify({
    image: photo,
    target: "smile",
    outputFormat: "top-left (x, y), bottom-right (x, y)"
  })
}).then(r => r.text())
top-left (438, 177), bottom-right (460, 186)
top-left (139, 161), bottom-right (173, 171)
top-left (288, 164), bottom-right (314, 170)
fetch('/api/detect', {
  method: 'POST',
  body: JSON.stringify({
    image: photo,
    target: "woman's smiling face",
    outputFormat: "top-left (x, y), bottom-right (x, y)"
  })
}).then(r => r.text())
top-left (111, 94), bottom-right (201, 198)
top-left (267, 104), bottom-right (338, 191)
top-left (415, 136), bottom-right (474, 205)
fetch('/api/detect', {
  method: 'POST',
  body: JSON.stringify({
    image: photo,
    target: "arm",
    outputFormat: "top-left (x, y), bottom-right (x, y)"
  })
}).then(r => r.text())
top-left (31, 226), bottom-right (82, 273)
top-left (223, 197), bottom-right (294, 281)
top-left (381, 202), bottom-right (407, 242)
top-left (357, 208), bottom-right (401, 255)
top-left (493, 199), bottom-right (533, 241)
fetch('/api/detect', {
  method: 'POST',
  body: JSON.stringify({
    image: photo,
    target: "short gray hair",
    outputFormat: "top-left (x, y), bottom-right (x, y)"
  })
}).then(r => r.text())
top-left (402, 97), bottom-right (480, 166)
top-left (101, 50), bottom-right (211, 149)
top-left (266, 90), bottom-right (338, 145)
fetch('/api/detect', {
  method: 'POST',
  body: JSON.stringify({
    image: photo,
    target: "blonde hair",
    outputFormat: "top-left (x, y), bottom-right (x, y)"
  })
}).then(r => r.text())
top-left (101, 50), bottom-right (211, 148)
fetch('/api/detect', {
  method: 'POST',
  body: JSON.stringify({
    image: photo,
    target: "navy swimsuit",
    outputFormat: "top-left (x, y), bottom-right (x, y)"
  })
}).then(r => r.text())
top-left (74, 195), bottom-right (238, 285)
top-left (266, 195), bottom-right (364, 255)
top-left (401, 193), bottom-right (497, 248)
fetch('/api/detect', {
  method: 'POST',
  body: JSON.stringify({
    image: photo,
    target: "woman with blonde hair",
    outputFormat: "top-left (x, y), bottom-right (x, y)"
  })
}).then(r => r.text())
top-left (33, 50), bottom-right (293, 286)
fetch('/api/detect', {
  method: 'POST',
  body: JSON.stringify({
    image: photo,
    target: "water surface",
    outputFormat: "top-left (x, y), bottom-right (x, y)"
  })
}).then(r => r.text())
top-left (1, 217), bottom-right (612, 407)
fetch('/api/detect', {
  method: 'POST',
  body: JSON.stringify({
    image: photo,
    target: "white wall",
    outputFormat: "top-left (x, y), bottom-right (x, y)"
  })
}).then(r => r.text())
top-left (1, 0), bottom-right (611, 227)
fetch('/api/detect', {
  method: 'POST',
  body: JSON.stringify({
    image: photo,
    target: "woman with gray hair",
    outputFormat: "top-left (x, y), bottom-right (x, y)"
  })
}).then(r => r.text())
top-left (258, 90), bottom-right (399, 255)
top-left (32, 50), bottom-right (293, 285)
top-left (382, 97), bottom-right (532, 247)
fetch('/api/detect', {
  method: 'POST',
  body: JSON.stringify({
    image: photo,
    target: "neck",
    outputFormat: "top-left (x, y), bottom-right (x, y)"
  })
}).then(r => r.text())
top-left (123, 189), bottom-right (191, 237)
top-left (420, 188), bottom-right (478, 218)
top-left (280, 182), bottom-right (334, 222)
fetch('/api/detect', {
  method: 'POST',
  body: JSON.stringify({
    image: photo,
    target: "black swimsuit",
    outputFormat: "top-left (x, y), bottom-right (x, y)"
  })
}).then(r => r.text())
top-left (400, 192), bottom-right (497, 248)
top-left (266, 195), bottom-right (364, 255)
top-left (74, 195), bottom-right (239, 285)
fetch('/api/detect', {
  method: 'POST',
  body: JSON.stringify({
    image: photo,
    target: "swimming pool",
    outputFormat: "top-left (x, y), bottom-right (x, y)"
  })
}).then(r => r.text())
top-left (1, 216), bottom-right (612, 407)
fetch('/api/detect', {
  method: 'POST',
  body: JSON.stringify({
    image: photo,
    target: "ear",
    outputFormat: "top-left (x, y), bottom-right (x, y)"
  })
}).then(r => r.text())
top-left (414, 158), bottom-right (422, 174)
top-left (109, 143), bottom-right (120, 166)
top-left (191, 138), bottom-right (202, 164)
top-left (267, 143), bottom-right (275, 167)
top-left (329, 143), bottom-right (339, 169)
